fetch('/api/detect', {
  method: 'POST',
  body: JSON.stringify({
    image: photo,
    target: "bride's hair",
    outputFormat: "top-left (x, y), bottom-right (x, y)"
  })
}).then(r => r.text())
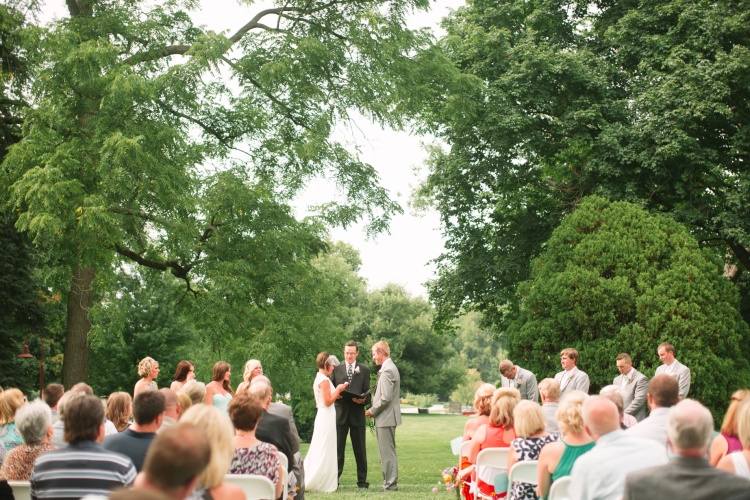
top-left (316, 352), bottom-right (331, 369)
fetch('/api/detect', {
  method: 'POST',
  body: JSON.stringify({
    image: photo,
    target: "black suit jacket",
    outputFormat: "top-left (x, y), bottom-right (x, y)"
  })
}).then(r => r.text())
top-left (255, 409), bottom-right (295, 466)
top-left (332, 362), bottom-right (371, 427)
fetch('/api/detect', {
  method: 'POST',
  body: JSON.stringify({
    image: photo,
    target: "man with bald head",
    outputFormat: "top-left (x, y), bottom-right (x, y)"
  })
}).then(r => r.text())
top-left (248, 380), bottom-right (295, 469)
top-left (569, 396), bottom-right (668, 500)
top-left (623, 400), bottom-right (750, 499)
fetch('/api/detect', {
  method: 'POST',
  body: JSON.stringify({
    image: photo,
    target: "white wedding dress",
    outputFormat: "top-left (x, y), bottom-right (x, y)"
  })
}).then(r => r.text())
top-left (304, 372), bottom-right (338, 492)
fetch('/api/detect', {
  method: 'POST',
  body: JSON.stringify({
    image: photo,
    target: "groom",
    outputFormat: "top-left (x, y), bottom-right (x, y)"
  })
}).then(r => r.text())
top-left (332, 341), bottom-right (371, 488)
top-left (365, 340), bottom-right (401, 492)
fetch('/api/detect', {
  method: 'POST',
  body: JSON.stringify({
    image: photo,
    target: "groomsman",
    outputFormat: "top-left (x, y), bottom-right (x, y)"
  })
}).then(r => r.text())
top-left (331, 341), bottom-right (370, 489)
top-left (655, 342), bottom-right (691, 399)
top-left (613, 353), bottom-right (649, 421)
top-left (365, 341), bottom-right (401, 492)
top-left (554, 348), bottom-right (590, 398)
top-left (499, 360), bottom-right (539, 402)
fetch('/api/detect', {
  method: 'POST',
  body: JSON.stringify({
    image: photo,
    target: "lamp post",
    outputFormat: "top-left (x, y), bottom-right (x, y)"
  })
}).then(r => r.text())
top-left (18, 337), bottom-right (45, 396)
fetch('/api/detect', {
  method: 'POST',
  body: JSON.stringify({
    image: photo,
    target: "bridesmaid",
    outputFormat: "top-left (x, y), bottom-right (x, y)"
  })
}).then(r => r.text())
top-left (170, 360), bottom-right (196, 392)
top-left (206, 361), bottom-right (234, 414)
top-left (134, 357), bottom-right (159, 396)
top-left (235, 359), bottom-right (263, 394)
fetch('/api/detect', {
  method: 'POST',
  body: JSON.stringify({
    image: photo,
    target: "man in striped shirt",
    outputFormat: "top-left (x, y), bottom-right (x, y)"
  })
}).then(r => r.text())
top-left (31, 394), bottom-right (136, 499)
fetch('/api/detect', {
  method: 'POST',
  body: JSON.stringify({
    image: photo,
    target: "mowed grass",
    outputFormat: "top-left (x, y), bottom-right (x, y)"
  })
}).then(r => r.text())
top-left (301, 414), bottom-right (469, 500)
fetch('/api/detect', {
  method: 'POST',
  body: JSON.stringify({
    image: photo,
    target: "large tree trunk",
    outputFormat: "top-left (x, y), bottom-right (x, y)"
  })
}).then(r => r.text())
top-left (61, 266), bottom-right (95, 388)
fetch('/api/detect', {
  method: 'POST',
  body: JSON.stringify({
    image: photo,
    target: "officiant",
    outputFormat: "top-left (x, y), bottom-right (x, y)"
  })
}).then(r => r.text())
top-left (332, 340), bottom-right (371, 488)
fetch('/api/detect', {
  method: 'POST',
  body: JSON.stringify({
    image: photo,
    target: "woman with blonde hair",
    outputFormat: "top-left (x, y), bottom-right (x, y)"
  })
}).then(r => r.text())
top-left (235, 359), bottom-right (263, 394)
top-left (0, 400), bottom-right (55, 480)
top-left (106, 392), bottom-right (132, 432)
top-left (183, 381), bottom-right (207, 407)
top-left (134, 357), bottom-right (160, 396)
top-left (468, 387), bottom-right (522, 499)
top-left (459, 383), bottom-right (495, 500)
top-left (180, 405), bottom-right (244, 500)
top-left (205, 361), bottom-right (234, 414)
top-left (536, 391), bottom-right (593, 500)
top-left (710, 390), bottom-right (750, 466)
top-left (507, 401), bottom-right (558, 500)
top-left (178, 392), bottom-right (193, 415)
top-left (717, 396), bottom-right (750, 478)
top-left (0, 389), bottom-right (26, 460)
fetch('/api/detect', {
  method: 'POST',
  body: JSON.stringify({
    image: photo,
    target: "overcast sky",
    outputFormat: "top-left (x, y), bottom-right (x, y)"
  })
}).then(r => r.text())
top-left (40, 0), bottom-right (464, 298)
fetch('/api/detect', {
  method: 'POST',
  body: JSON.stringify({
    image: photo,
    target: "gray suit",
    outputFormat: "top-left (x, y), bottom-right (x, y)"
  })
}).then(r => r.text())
top-left (613, 369), bottom-right (649, 421)
top-left (623, 456), bottom-right (750, 499)
top-left (370, 358), bottom-right (401, 491)
top-left (500, 366), bottom-right (539, 402)
top-left (554, 367), bottom-right (590, 399)
top-left (269, 401), bottom-right (304, 500)
top-left (655, 359), bottom-right (691, 398)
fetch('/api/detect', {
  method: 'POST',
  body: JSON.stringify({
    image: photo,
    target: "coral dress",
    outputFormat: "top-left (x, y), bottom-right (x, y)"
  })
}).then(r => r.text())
top-left (476, 425), bottom-right (516, 499)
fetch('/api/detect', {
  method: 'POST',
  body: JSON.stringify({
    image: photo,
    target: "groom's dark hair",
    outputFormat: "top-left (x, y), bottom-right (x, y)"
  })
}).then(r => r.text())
top-left (345, 341), bottom-right (359, 351)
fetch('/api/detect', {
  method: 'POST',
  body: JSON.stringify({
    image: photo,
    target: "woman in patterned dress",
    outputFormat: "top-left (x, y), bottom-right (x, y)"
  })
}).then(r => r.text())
top-left (134, 357), bottom-right (160, 396)
top-left (507, 400), bottom-right (559, 500)
top-left (227, 392), bottom-right (283, 499)
top-left (0, 400), bottom-right (55, 480)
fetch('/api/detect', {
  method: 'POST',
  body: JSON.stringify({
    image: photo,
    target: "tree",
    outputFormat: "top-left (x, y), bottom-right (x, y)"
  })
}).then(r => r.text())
top-left (506, 196), bottom-right (750, 416)
top-left (3, 0), bottom-right (435, 385)
top-left (451, 311), bottom-right (505, 385)
top-left (419, 0), bottom-right (750, 332)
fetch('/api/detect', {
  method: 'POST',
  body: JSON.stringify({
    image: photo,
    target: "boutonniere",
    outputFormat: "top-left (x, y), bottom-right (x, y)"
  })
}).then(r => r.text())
top-left (515, 377), bottom-right (523, 386)
top-left (354, 366), bottom-right (361, 375)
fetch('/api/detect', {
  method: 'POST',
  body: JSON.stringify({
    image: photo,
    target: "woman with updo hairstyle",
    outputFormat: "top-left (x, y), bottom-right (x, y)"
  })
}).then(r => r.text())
top-left (710, 389), bottom-right (750, 466)
top-left (228, 393), bottom-right (283, 499)
top-left (0, 400), bottom-right (55, 480)
top-left (106, 392), bottom-right (132, 432)
top-left (134, 356), bottom-right (160, 396)
top-left (468, 387), bottom-right (522, 499)
top-left (170, 361), bottom-right (196, 392)
top-left (235, 359), bottom-right (263, 394)
top-left (180, 405), bottom-right (244, 500)
top-left (205, 361), bottom-right (234, 414)
top-left (0, 388), bottom-right (26, 459)
top-left (536, 391), bottom-right (592, 500)
top-left (458, 383), bottom-right (496, 500)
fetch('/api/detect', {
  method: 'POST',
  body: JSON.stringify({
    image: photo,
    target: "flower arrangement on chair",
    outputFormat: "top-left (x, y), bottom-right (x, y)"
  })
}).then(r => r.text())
top-left (435, 465), bottom-right (461, 497)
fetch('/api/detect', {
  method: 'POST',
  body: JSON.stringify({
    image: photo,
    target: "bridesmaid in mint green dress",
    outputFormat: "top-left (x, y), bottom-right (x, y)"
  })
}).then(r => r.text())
top-left (206, 361), bottom-right (234, 414)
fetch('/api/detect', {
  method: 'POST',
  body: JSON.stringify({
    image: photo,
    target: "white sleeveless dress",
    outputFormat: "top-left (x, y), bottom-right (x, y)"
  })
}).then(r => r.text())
top-left (303, 372), bottom-right (338, 492)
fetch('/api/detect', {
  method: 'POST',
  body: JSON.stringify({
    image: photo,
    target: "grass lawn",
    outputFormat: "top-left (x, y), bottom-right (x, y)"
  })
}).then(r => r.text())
top-left (301, 414), bottom-right (469, 500)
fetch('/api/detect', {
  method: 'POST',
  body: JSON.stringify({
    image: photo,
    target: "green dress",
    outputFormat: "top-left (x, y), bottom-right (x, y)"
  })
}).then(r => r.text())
top-left (551, 440), bottom-right (595, 481)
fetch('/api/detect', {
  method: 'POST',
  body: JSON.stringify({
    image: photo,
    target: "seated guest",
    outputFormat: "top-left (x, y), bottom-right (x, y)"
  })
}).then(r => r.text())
top-left (599, 385), bottom-right (637, 428)
top-left (468, 388), bottom-right (521, 499)
top-left (43, 384), bottom-right (65, 424)
top-left (104, 390), bottom-right (165, 472)
top-left (182, 380), bottom-right (207, 407)
top-left (718, 396), bottom-right (750, 478)
top-left (50, 391), bottom-right (75, 449)
top-left (458, 383), bottom-right (495, 500)
top-left (507, 401), bottom-right (558, 500)
top-left (0, 400), bottom-right (55, 480)
top-left (130, 423), bottom-right (211, 500)
top-left (170, 360), bottom-right (196, 393)
top-left (623, 399), bottom-right (750, 499)
top-left (537, 391), bottom-right (593, 500)
top-left (30, 395), bottom-right (136, 498)
top-left (0, 388), bottom-right (25, 462)
top-left (178, 392), bottom-right (192, 415)
top-left (179, 405), bottom-right (244, 500)
top-left (538, 379), bottom-right (561, 434)
top-left (709, 390), bottom-right (750, 466)
top-left (159, 389), bottom-right (181, 432)
top-left (106, 392), bottom-right (133, 432)
top-left (626, 374), bottom-right (680, 449)
top-left (569, 396), bottom-right (668, 500)
top-left (228, 392), bottom-right (283, 499)
top-left (248, 380), bottom-right (295, 469)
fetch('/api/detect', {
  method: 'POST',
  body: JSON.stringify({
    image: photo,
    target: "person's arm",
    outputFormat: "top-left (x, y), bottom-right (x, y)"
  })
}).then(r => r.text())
top-left (678, 366), bottom-right (691, 399)
top-left (353, 365), bottom-right (370, 405)
top-left (576, 372), bottom-right (590, 393)
top-left (467, 425), bottom-right (487, 464)
top-left (625, 375), bottom-right (649, 415)
top-left (204, 384), bottom-right (214, 406)
top-left (536, 442), bottom-right (556, 500)
top-left (507, 444), bottom-right (519, 474)
top-left (528, 373), bottom-right (539, 403)
top-left (321, 377), bottom-right (348, 407)
top-left (716, 453), bottom-right (738, 474)
top-left (709, 434), bottom-right (729, 466)
top-left (369, 367), bottom-right (396, 417)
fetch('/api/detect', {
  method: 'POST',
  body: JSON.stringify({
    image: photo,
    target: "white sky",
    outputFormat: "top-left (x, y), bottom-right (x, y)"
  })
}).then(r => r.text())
top-left (39, 0), bottom-right (465, 298)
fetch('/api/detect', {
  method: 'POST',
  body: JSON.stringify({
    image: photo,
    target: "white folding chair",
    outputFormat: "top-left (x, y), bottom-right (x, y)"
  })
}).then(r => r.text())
top-left (277, 451), bottom-right (289, 500)
top-left (475, 447), bottom-right (510, 500)
top-left (548, 476), bottom-right (571, 500)
top-left (508, 460), bottom-right (539, 487)
top-left (7, 481), bottom-right (32, 500)
top-left (224, 474), bottom-right (276, 500)
top-left (458, 440), bottom-right (473, 500)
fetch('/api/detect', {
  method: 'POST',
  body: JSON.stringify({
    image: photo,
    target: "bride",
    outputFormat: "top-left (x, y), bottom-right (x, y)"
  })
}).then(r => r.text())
top-left (304, 352), bottom-right (349, 492)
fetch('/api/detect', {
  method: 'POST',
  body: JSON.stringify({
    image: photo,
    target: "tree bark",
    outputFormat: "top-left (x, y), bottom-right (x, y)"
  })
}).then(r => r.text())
top-left (61, 266), bottom-right (95, 388)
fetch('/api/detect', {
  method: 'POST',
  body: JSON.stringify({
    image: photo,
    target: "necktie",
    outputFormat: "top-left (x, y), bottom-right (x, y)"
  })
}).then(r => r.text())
top-left (347, 364), bottom-right (353, 383)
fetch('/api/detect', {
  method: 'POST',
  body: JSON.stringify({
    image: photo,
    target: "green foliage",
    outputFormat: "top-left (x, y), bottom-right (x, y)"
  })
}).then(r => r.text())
top-left (404, 392), bottom-right (438, 407)
top-left (450, 368), bottom-right (483, 405)
top-left (506, 196), bottom-right (750, 416)
top-left (420, 0), bottom-right (750, 332)
top-left (450, 312), bottom-right (505, 385)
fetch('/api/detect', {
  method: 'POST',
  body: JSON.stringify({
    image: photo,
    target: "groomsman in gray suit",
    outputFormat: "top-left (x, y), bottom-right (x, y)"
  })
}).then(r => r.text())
top-left (655, 342), bottom-right (691, 399)
top-left (499, 360), bottom-right (539, 402)
top-left (365, 341), bottom-right (401, 492)
top-left (554, 348), bottom-right (590, 399)
top-left (613, 353), bottom-right (649, 422)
